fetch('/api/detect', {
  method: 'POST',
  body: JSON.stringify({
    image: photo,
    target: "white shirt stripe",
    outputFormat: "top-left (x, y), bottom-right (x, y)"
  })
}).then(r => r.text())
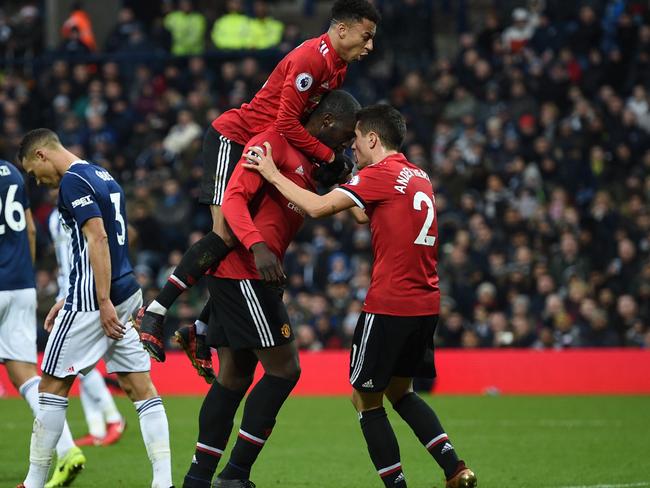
top-left (335, 187), bottom-right (365, 209)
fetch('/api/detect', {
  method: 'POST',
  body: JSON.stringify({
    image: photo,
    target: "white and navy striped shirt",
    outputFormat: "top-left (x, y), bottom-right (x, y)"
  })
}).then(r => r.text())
top-left (58, 160), bottom-right (138, 311)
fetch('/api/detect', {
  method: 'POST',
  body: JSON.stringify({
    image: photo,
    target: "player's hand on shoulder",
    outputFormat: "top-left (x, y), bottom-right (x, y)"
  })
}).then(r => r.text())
top-left (251, 241), bottom-right (286, 285)
top-left (243, 142), bottom-right (279, 182)
top-left (44, 299), bottom-right (65, 332)
top-left (313, 152), bottom-right (354, 188)
top-left (99, 300), bottom-right (126, 340)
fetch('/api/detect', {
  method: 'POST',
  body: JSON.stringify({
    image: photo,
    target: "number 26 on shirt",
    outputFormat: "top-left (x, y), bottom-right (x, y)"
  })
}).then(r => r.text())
top-left (412, 191), bottom-right (436, 247)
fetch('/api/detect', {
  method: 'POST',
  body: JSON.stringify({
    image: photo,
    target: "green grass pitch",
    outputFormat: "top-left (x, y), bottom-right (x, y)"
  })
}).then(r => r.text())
top-left (1, 395), bottom-right (649, 487)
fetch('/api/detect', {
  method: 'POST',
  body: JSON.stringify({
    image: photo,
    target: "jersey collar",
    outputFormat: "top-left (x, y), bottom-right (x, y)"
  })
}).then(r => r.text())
top-left (69, 159), bottom-right (88, 167)
top-left (371, 152), bottom-right (407, 167)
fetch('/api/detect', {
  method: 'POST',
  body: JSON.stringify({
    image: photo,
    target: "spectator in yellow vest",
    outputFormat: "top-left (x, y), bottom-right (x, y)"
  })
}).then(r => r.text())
top-left (164, 0), bottom-right (206, 56)
top-left (211, 0), bottom-right (252, 50)
top-left (249, 1), bottom-right (284, 50)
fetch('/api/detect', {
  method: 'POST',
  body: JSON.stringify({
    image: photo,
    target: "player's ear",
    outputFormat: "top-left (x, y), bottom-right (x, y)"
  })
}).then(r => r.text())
top-left (34, 148), bottom-right (46, 162)
top-left (336, 21), bottom-right (348, 39)
top-left (322, 112), bottom-right (335, 128)
top-left (369, 132), bottom-right (378, 149)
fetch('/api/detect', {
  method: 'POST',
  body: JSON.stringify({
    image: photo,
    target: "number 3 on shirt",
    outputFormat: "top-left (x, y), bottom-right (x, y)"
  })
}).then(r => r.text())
top-left (110, 192), bottom-right (126, 245)
top-left (412, 191), bottom-right (436, 247)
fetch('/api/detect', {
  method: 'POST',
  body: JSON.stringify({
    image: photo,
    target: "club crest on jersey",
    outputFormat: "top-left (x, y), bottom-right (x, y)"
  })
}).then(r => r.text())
top-left (281, 323), bottom-right (291, 338)
top-left (348, 175), bottom-right (360, 186)
top-left (295, 72), bottom-right (313, 92)
top-left (71, 195), bottom-right (93, 208)
top-left (0, 165), bottom-right (10, 176)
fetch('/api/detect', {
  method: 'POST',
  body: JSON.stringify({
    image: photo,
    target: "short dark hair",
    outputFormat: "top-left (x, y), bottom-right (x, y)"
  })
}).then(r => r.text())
top-left (331, 0), bottom-right (381, 25)
top-left (356, 104), bottom-right (406, 151)
top-left (311, 89), bottom-right (361, 125)
top-left (17, 128), bottom-right (61, 163)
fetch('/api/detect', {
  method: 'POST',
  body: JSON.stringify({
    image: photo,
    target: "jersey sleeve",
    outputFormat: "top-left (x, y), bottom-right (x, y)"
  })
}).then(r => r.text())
top-left (60, 172), bottom-right (102, 227)
top-left (335, 167), bottom-right (388, 210)
top-left (272, 51), bottom-right (335, 163)
top-left (221, 136), bottom-right (286, 251)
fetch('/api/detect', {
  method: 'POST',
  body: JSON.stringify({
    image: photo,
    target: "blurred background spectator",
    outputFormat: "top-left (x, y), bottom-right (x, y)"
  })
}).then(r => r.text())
top-left (0, 0), bottom-right (648, 352)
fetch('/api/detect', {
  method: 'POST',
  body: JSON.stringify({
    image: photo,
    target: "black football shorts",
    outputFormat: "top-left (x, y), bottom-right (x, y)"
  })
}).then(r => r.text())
top-left (349, 312), bottom-right (438, 392)
top-left (205, 276), bottom-right (294, 350)
top-left (198, 126), bottom-right (245, 206)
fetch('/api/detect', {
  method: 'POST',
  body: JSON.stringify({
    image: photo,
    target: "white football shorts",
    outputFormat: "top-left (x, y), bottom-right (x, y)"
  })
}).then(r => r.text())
top-left (42, 290), bottom-right (149, 378)
top-left (0, 288), bottom-right (37, 364)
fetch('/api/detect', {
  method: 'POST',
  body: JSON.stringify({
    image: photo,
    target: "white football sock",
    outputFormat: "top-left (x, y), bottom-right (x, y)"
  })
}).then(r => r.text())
top-left (82, 368), bottom-right (122, 425)
top-left (134, 396), bottom-right (172, 488)
top-left (80, 371), bottom-right (107, 438)
top-left (24, 393), bottom-right (68, 488)
top-left (195, 319), bottom-right (208, 336)
top-left (19, 376), bottom-right (77, 459)
top-left (146, 300), bottom-right (167, 316)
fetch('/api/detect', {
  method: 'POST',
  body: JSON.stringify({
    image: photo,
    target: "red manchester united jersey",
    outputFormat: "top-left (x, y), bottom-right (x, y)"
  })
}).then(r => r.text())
top-left (214, 130), bottom-right (315, 280)
top-left (337, 154), bottom-right (440, 316)
top-left (213, 33), bottom-right (347, 163)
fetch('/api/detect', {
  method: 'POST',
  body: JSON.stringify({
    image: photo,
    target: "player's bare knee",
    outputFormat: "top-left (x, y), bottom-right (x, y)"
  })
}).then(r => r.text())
top-left (217, 372), bottom-right (253, 392)
top-left (210, 207), bottom-right (236, 247)
top-left (118, 372), bottom-right (157, 401)
top-left (5, 360), bottom-right (38, 389)
top-left (39, 373), bottom-right (74, 397)
top-left (283, 362), bottom-right (301, 383)
top-left (386, 386), bottom-right (412, 407)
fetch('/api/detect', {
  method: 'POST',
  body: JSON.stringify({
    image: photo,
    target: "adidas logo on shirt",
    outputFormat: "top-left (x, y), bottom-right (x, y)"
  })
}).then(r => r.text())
top-left (394, 473), bottom-right (405, 484)
top-left (441, 442), bottom-right (454, 454)
top-left (362, 379), bottom-right (374, 388)
top-left (295, 165), bottom-right (304, 175)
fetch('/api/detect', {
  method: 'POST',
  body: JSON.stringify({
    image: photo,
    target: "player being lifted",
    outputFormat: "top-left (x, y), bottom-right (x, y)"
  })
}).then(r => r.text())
top-left (48, 204), bottom-right (126, 447)
top-left (243, 105), bottom-right (477, 488)
top-left (182, 90), bottom-right (360, 488)
top-left (137, 0), bottom-right (380, 369)
top-left (0, 159), bottom-right (86, 488)
top-left (18, 129), bottom-right (173, 488)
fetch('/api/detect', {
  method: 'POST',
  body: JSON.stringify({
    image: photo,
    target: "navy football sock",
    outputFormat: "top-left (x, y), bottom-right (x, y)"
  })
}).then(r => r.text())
top-left (158, 232), bottom-right (229, 309)
top-left (393, 392), bottom-right (461, 479)
top-left (185, 382), bottom-right (246, 485)
top-left (360, 407), bottom-right (407, 487)
top-left (218, 375), bottom-right (297, 480)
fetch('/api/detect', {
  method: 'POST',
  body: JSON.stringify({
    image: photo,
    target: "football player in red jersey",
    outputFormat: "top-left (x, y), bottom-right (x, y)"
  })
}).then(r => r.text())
top-left (243, 105), bottom-right (477, 488)
top-left (138, 0), bottom-right (380, 369)
top-left (182, 91), bottom-right (361, 488)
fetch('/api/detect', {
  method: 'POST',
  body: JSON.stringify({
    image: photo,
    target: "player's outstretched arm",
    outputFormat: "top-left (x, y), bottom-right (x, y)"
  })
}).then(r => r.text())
top-left (349, 206), bottom-right (369, 224)
top-left (244, 142), bottom-right (355, 218)
top-left (82, 217), bottom-right (125, 340)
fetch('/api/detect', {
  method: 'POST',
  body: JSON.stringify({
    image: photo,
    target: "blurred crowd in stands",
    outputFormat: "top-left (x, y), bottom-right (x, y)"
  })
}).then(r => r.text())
top-left (0, 0), bottom-right (648, 352)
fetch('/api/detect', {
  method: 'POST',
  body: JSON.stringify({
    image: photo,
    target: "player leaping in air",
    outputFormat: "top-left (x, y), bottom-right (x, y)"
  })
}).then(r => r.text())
top-left (136, 0), bottom-right (380, 374)
top-left (243, 105), bottom-right (478, 488)
top-left (182, 90), bottom-right (360, 488)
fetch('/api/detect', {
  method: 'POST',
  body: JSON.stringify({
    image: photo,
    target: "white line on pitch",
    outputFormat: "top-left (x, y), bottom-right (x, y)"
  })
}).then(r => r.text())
top-left (553, 482), bottom-right (650, 488)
